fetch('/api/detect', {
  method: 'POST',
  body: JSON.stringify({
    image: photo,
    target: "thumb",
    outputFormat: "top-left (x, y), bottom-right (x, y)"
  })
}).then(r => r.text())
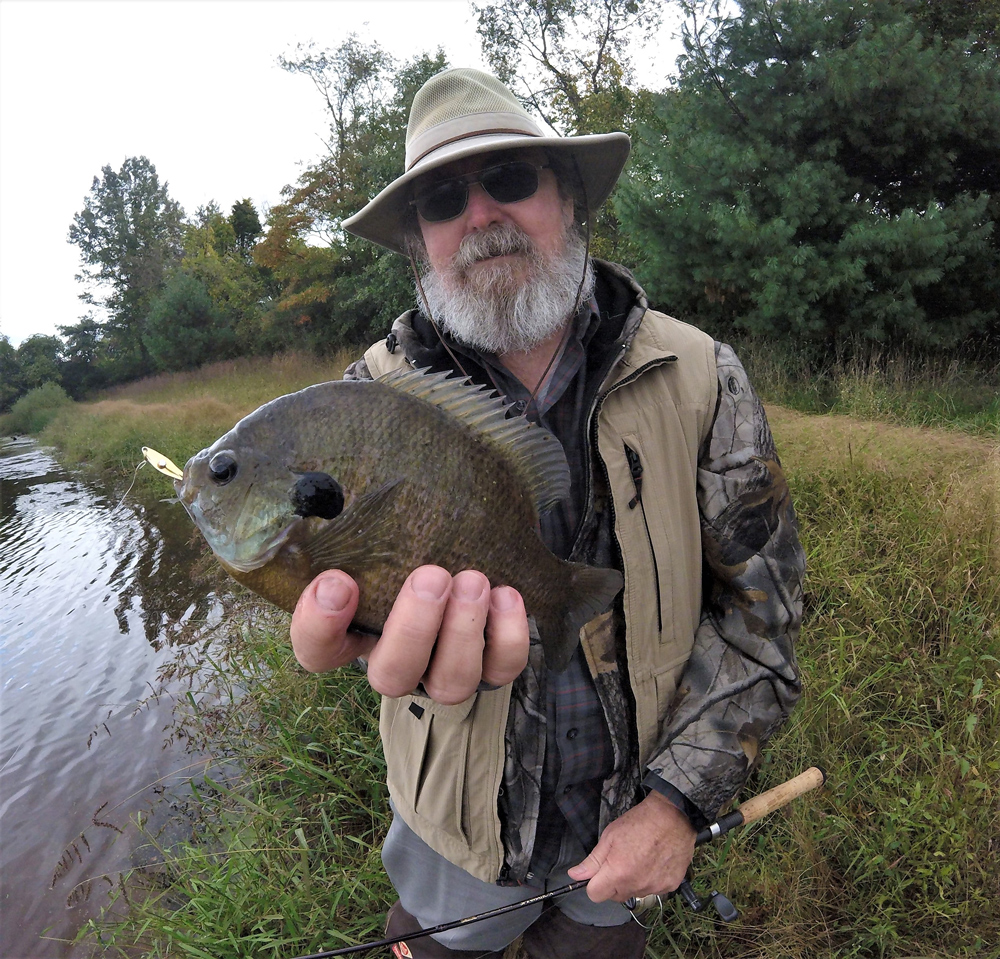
top-left (567, 849), bottom-right (605, 882)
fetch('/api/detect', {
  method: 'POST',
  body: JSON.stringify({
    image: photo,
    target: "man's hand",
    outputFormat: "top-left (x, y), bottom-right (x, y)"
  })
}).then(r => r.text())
top-left (567, 790), bottom-right (696, 903)
top-left (290, 566), bottom-right (530, 705)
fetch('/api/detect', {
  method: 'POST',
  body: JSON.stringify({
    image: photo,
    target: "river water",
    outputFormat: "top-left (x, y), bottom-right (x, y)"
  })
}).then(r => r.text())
top-left (0, 437), bottom-right (230, 958)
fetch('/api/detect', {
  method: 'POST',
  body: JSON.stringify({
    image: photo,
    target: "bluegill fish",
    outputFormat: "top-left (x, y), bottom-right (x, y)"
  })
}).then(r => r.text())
top-left (175, 369), bottom-right (623, 671)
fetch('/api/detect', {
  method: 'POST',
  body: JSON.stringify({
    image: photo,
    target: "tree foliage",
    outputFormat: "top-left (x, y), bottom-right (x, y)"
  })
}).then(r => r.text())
top-left (0, 333), bottom-right (23, 411)
top-left (618, 0), bottom-right (1000, 356)
top-left (57, 316), bottom-right (108, 398)
top-left (473, 0), bottom-right (661, 134)
top-left (145, 272), bottom-right (236, 371)
top-left (68, 156), bottom-right (185, 377)
top-left (15, 335), bottom-right (64, 392)
top-left (255, 40), bottom-right (447, 350)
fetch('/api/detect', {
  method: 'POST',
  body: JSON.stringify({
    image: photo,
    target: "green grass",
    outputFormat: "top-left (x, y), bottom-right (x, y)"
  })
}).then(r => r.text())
top-left (33, 353), bottom-right (999, 958)
top-left (736, 342), bottom-right (1000, 437)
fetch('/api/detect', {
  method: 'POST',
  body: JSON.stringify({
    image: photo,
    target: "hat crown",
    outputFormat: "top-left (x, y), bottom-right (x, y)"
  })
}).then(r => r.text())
top-left (405, 68), bottom-right (544, 170)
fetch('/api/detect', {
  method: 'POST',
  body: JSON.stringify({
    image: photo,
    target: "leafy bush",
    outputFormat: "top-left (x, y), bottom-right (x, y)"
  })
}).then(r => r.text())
top-left (1, 381), bottom-right (72, 435)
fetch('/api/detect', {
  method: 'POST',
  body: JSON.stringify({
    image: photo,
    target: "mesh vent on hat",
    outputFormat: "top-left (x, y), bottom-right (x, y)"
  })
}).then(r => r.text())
top-left (409, 71), bottom-right (526, 134)
top-left (404, 69), bottom-right (543, 168)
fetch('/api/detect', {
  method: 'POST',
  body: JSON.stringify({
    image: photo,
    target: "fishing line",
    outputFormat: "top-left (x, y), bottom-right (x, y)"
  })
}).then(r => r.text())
top-left (108, 459), bottom-right (146, 516)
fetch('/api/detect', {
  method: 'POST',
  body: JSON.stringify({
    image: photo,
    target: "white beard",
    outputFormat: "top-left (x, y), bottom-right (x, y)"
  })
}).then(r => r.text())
top-left (416, 222), bottom-right (593, 355)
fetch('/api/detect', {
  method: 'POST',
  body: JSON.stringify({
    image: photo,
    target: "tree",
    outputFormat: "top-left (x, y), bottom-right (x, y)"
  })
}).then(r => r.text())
top-left (231, 199), bottom-right (263, 255)
top-left (169, 200), bottom-right (271, 356)
top-left (58, 316), bottom-right (109, 398)
top-left (907, 0), bottom-right (999, 49)
top-left (144, 272), bottom-right (236, 371)
top-left (255, 43), bottom-right (446, 351)
top-left (68, 156), bottom-right (184, 379)
top-left (15, 335), bottom-right (64, 391)
top-left (0, 334), bottom-right (22, 412)
top-left (618, 0), bottom-right (1000, 356)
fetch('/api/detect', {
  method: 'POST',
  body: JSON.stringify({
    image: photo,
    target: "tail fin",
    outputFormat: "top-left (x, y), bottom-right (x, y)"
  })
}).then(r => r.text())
top-left (540, 564), bottom-right (624, 672)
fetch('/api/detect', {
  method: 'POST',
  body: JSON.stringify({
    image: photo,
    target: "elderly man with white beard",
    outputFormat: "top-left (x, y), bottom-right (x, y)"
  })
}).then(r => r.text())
top-left (289, 68), bottom-right (806, 959)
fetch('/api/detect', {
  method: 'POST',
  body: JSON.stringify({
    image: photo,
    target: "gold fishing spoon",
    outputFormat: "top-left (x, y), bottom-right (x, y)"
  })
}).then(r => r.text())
top-left (142, 446), bottom-right (183, 480)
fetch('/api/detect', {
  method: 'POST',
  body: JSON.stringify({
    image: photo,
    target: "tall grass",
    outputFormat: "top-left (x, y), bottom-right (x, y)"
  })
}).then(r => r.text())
top-left (737, 342), bottom-right (1000, 437)
top-left (34, 353), bottom-right (999, 957)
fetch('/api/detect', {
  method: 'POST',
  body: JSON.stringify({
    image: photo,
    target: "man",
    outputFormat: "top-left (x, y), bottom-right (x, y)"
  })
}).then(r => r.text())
top-left (290, 68), bottom-right (805, 959)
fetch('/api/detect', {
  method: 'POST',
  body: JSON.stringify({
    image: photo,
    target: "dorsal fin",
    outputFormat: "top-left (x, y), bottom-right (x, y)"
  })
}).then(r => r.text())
top-left (377, 367), bottom-right (570, 513)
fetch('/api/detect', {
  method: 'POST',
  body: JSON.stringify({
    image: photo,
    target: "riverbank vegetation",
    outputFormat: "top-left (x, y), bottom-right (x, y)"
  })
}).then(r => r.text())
top-left (63, 355), bottom-right (998, 957)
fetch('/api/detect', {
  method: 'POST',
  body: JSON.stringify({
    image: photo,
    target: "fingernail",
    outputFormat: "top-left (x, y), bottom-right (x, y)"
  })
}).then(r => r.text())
top-left (410, 566), bottom-right (451, 601)
top-left (315, 575), bottom-right (351, 613)
top-left (453, 573), bottom-right (487, 602)
top-left (491, 586), bottom-right (519, 612)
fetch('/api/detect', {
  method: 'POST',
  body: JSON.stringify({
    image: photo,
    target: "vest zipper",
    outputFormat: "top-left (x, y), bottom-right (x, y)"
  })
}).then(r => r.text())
top-left (624, 443), bottom-right (663, 633)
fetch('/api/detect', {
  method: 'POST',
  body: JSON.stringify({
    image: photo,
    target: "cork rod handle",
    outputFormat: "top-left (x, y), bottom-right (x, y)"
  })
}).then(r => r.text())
top-left (735, 766), bottom-right (826, 828)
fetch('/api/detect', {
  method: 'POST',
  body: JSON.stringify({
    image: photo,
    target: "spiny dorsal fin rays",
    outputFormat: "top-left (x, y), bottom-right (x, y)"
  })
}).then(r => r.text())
top-left (377, 367), bottom-right (570, 514)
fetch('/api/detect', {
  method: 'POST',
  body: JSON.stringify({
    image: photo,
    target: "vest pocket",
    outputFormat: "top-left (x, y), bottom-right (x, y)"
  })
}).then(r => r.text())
top-left (623, 440), bottom-right (666, 636)
top-left (383, 694), bottom-right (477, 845)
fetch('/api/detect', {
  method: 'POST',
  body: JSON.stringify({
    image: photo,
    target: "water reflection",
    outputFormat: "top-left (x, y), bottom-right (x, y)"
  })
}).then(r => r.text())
top-left (0, 438), bottom-right (231, 958)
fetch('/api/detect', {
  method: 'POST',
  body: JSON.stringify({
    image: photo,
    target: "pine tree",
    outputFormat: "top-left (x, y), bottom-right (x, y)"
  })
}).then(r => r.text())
top-left (618, 0), bottom-right (1000, 356)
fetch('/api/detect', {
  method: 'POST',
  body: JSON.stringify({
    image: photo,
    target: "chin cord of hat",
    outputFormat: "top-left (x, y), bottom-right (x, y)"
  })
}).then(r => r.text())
top-left (407, 156), bottom-right (594, 417)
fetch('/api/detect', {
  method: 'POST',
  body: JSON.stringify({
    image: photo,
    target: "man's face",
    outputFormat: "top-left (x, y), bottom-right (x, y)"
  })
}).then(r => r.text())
top-left (414, 149), bottom-right (575, 284)
top-left (408, 148), bottom-right (592, 357)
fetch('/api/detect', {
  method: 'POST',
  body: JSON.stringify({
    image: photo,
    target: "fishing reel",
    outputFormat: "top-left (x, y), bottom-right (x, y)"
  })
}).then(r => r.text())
top-left (626, 875), bottom-right (739, 923)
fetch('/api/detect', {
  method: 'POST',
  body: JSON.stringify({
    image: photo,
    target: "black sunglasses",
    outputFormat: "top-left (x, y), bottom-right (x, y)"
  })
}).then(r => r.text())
top-left (411, 161), bottom-right (548, 223)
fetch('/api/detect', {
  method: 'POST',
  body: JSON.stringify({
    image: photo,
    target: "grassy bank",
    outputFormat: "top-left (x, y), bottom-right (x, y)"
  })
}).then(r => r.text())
top-left (737, 343), bottom-right (1000, 437)
top-left (24, 354), bottom-right (997, 957)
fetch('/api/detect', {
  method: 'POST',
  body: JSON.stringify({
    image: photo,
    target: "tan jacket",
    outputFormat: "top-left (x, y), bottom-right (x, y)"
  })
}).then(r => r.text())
top-left (362, 307), bottom-right (718, 880)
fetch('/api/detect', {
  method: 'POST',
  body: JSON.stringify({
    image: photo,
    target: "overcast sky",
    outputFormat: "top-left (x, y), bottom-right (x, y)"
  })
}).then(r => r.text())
top-left (0, 0), bottom-right (681, 348)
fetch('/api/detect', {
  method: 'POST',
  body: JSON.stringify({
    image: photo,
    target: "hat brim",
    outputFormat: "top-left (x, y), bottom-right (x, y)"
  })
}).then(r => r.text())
top-left (342, 132), bottom-right (631, 255)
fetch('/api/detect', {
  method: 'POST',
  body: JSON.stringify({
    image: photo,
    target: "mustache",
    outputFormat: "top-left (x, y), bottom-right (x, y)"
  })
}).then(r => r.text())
top-left (450, 224), bottom-right (537, 271)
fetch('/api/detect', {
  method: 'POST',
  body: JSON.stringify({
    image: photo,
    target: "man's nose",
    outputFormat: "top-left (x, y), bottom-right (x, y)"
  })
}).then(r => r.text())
top-left (463, 181), bottom-right (508, 231)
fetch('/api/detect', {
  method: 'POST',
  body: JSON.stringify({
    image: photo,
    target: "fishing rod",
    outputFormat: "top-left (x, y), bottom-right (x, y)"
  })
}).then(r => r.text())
top-left (287, 766), bottom-right (826, 959)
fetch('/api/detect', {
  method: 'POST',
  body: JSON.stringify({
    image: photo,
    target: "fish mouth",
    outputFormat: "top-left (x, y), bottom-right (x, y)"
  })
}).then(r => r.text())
top-left (212, 519), bottom-right (302, 573)
top-left (177, 473), bottom-right (306, 573)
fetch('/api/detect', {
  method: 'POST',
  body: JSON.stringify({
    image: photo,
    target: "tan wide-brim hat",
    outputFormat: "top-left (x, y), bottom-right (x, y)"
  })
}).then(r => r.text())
top-left (342, 68), bottom-right (631, 255)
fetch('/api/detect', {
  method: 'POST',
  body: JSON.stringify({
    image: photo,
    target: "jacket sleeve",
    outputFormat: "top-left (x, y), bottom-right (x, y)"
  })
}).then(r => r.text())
top-left (643, 342), bottom-right (805, 824)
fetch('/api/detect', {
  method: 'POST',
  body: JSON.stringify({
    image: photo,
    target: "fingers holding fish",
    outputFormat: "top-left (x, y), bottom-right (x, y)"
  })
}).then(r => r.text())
top-left (367, 567), bottom-right (527, 705)
top-left (482, 586), bottom-right (530, 687)
top-left (366, 566), bottom-right (455, 699)
top-left (421, 569), bottom-right (492, 704)
top-left (290, 570), bottom-right (376, 673)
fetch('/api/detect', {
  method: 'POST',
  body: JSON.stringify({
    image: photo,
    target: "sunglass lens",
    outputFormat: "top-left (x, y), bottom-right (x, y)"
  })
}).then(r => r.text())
top-left (415, 181), bottom-right (467, 222)
top-left (414, 162), bottom-right (542, 222)
top-left (482, 162), bottom-right (539, 204)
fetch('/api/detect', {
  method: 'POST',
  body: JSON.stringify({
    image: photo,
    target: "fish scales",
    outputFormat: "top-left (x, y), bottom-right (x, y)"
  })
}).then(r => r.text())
top-left (175, 369), bottom-right (623, 670)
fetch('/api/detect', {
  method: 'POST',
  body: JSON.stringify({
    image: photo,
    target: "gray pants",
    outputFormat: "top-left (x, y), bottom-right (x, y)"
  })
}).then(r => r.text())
top-left (381, 812), bottom-right (634, 952)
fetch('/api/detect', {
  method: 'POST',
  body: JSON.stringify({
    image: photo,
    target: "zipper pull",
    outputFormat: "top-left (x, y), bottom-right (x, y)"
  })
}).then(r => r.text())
top-left (624, 444), bottom-right (643, 509)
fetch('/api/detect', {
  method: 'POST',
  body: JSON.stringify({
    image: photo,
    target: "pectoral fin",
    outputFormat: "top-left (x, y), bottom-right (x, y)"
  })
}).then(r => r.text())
top-left (304, 479), bottom-right (403, 571)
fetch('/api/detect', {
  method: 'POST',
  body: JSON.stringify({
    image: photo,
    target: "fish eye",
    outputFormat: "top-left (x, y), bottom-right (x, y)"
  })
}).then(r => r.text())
top-left (209, 451), bottom-right (238, 485)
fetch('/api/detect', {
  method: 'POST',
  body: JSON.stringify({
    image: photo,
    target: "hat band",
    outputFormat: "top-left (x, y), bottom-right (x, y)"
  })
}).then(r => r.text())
top-left (407, 128), bottom-right (543, 170)
top-left (405, 110), bottom-right (544, 170)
